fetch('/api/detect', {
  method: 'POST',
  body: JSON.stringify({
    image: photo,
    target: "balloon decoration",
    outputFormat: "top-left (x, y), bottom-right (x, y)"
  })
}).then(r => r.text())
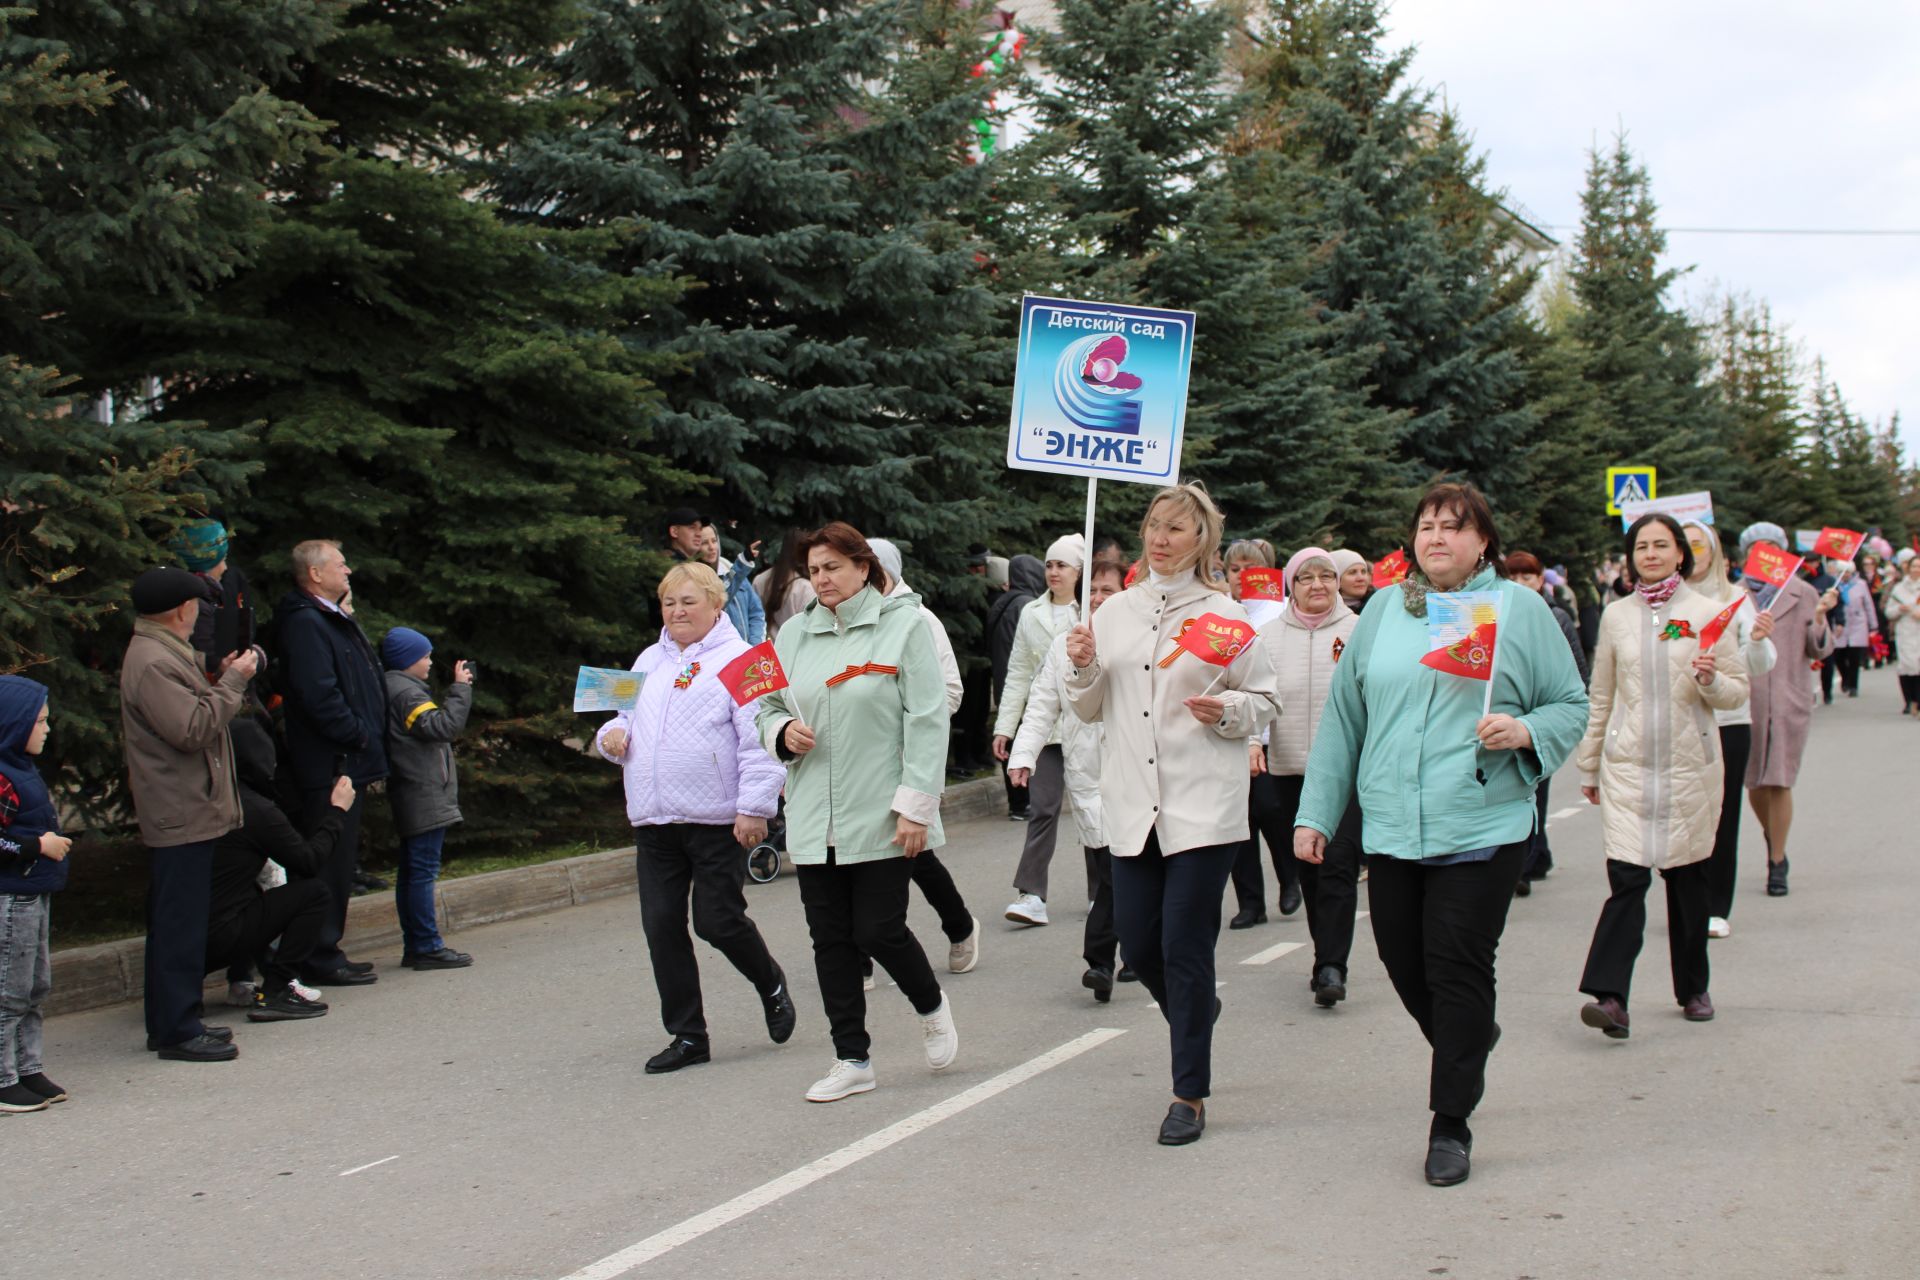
top-left (969, 9), bottom-right (1027, 161)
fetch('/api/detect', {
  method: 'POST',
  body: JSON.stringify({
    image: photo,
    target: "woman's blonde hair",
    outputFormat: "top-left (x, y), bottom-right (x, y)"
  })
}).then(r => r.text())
top-left (1683, 521), bottom-right (1737, 603)
top-left (1224, 538), bottom-right (1276, 569)
top-left (658, 561), bottom-right (727, 609)
top-left (1138, 481), bottom-right (1227, 591)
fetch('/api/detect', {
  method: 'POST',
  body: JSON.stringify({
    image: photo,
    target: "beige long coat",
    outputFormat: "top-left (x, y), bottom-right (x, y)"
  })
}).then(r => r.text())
top-left (1575, 586), bottom-right (1750, 870)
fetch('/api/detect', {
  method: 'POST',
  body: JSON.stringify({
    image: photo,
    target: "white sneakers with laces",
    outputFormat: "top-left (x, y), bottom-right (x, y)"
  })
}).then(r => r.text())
top-left (806, 1058), bottom-right (877, 1103)
top-left (921, 993), bottom-right (959, 1070)
top-left (1707, 916), bottom-right (1731, 939)
top-left (1004, 893), bottom-right (1048, 926)
top-left (949, 916), bottom-right (980, 973)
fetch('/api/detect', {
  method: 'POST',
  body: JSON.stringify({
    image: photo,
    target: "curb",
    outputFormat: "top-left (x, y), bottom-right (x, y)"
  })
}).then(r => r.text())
top-left (47, 774), bottom-right (1009, 1018)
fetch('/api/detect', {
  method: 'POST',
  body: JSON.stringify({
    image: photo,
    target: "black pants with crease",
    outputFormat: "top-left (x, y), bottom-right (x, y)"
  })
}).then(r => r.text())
top-left (797, 850), bottom-right (942, 1062)
top-left (1111, 833), bottom-right (1238, 1100)
top-left (635, 823), bottom-right (783, 1042)
top-left (1580, 858), bottom-right (1711, 1009)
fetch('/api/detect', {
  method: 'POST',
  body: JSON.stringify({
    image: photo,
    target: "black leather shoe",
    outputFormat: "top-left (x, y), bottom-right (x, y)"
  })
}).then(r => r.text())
top-left (341, 959), bottom-right (376, 976)
top-left (1082, 966), bottom-right (1114, 1003)
top-left (1228, 907), bottom-right (1267, 930)
top-left (148, 1026), bottom-right (233, 1052)
top-left (305, 968), bottom-right (379, 986)
top-left (1312, 965), bottom-right (1346, 1007)
top-left (645, 1037), bottom-right (711, 1074)
top-left (1513, 877), bottom-right (1531, 897)
top-left (1158, 1101), bottom-right (1205, 1145)
top-left (1278, 884), bottom-right (1303, 916)
top-left (1766, 857), bottom-right (1789, 896)
top-left (762, 967), bottom-right (797, 1044)
top-left (1214, 995), bottom-right (1223, 1024)
top-left (1116, 965), bottom-right (1138, 983)
top-left (1425, 1136), bottom-right (1472, 1186)
top-left (157, 1033), bottom-right (240, 1062)
top-left (402, 948), bottom-right (474, 970)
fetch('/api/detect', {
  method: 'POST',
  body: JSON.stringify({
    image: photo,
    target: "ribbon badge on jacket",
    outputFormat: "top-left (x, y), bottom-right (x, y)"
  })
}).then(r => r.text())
top-left (823, 662), bottom-right (900, 688)
top-left (718, 642), bottom-right (789, 707)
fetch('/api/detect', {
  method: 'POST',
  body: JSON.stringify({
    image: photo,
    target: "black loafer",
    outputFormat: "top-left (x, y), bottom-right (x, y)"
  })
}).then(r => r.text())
top-left (402, 948), bottom-right (474, 970)
top-left (1117, 965), bottom-right (1139, 983)
top-left (305, 968), bottom-right (379, 986)
top-left (762, 967), bottom-right (797, 1044)
top-left (1278, 884), bottom-right (1303, 916)
top-left (1228, 908), bottom-right (1267, 930)
top-left (148, 1025), bottom-right (233, 1052)
top-left (1158, 1101), bottom-right (1205, 1146)
top-left (1513, 878), bottom-right (1531, 897)
top-left (1425, 1136), bottom-right (1472, 1186)
top-left (157, 1033), bottom-right (240, 1062)
top-left (1312, 965), bottom-right (1347, 1007)
top-left (1082, 966), bottom-right (1114, 1003)
top-left (341, 959), bottom-right (376, 975)
top-left (645, 1037), bottom-right (711, 1074)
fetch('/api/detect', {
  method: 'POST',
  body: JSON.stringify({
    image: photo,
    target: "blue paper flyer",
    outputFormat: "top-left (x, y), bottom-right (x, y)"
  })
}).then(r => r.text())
top-left (573, 666), bottom-right (645, 714)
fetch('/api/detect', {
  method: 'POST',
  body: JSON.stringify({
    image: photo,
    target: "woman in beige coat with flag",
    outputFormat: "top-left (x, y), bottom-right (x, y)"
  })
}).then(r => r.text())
top-left (1576, 515), bottom-right (1749, 1040)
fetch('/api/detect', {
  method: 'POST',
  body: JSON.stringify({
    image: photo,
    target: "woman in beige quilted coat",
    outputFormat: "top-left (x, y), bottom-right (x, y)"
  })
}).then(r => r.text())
top-left (1574, 515), bottom-right (1749, 1040)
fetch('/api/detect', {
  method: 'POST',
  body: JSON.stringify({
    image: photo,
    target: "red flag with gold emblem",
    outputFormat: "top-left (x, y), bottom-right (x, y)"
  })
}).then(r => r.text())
top-left (718, 642), bottom-right (790, 706)
top-left (1239, 567), bottom-right (1285, 601)
top-left (1159, 613), bottom-right (1257, 668)
top-left (1371, 549), bottom-right (1409, 588)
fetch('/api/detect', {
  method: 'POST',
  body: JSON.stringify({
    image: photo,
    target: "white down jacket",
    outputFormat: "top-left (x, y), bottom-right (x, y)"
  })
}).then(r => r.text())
top-left (1008, 631), bottom-right (1104, 848)
top-left (1251, 598), bottom-right (1358, 774)
top-left (1575, 585), bottom-right (1750, 870)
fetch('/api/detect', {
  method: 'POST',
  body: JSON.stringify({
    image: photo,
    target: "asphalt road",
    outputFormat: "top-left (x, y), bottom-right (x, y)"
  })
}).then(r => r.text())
top-left (9, 669), bottom-right (1916, 1279)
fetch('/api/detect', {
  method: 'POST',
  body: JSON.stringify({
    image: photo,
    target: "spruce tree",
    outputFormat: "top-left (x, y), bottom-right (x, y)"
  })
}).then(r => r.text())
top-left (1704, 295), bottom-right (1810, 532)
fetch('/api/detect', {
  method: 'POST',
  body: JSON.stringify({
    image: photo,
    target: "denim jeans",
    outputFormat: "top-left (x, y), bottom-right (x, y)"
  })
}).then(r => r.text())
top-left (0, 894), bottom-right (51, 1088)
top-left (395, 827), bottom-right (448, 955)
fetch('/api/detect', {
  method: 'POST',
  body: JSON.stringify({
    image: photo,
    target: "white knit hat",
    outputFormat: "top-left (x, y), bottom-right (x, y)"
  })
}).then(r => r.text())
top-left (1043, 533), bottom-right (1086, 568)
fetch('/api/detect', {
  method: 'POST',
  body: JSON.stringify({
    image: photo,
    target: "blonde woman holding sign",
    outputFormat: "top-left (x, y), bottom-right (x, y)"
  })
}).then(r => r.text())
top-left (1063, 482), bottom-right (1280, 1146)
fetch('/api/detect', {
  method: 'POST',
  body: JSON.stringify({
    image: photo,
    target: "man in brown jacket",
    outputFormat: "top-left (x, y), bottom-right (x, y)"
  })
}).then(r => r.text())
top-left (121, 568), bottom-right (258, 1061)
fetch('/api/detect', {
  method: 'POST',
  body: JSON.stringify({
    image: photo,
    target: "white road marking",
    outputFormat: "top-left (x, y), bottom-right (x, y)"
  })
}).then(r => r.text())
top-left (338, 1155), bottom-right (399, 1178)
top-left (1240, 941), bottom-right (1306, 966)
top-left (1549, 806), bottom-right (1584, 822)
top-left (557, 1027), bottom-right (1128, 1279)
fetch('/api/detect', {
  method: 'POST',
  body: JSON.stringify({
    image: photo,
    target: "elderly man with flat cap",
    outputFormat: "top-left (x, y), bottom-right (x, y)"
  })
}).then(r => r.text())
top-left (120, 568), bottom-right (260, 1061)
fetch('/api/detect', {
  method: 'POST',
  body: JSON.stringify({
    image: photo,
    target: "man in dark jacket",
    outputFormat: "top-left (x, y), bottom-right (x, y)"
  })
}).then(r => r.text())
top-left (209, 719), bottom-right (341, 1022)
top-left (987, 554), bottom-right (1044, 820)
top-left (380, 627), bottom-right (475, 970)
top-left (275, 539), bottom-right (385, 986)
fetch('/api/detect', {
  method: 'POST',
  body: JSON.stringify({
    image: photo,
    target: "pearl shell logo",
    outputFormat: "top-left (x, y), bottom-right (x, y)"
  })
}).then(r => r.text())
top-left (1053, 334), bottom-right (1144, 435)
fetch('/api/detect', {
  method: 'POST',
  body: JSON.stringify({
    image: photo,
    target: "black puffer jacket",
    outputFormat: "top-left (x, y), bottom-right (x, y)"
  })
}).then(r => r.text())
top-left (211, 718), bottom-right (341, 931)
top-left (274, 589), bottom-right (388, 789)
top-left (988, 555), bottom-right (1045, 699)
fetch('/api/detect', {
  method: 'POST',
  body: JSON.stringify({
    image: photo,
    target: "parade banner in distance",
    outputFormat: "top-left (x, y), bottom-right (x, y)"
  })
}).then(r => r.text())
top-left (1006, 294), bottom-right (1195, 485)
top-left (1619, 489), bottom-right (1714, 532)
top-left (719, 642), bottom-right (791, 707)
top-left (1240, 567), bottom-right (1285, 601)
top-left (574, 666), bottom-right (645, 713)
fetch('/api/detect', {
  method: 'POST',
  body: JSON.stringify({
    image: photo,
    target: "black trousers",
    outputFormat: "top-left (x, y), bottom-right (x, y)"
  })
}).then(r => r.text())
top-left (1521, 779), bottom-right (1555, 880)
top-left (1899, 673), bottom-right (1920, 710)
top-left (1821, 646), bottom-right (1863, 699)
top-left (635, 823), bottom-right (782, 1042)
top-left (1235, 774), bottom-right (1361, 977)
top-left (1706, 724), bottom-right (1751, 920)
top-left (956, 667), bottom-right (993, 767)
top-left (144, 840), bottom-right (216, 1048)
top-left (205, 879), bottom-right (330, 994)
top-left (1231, 772), bottom-right (1299, 909)
top-left (1111, 833), bottom-right (1237, 1100)
top-left (1083, 846), bottom-right (1116, 970)
top-left (301, 788), bottom-right (364, 976)
top-left (797, 851), bottom-right (942, 1061)
top-left (910, 851), bottom-right (974, 944)
top-left (1366, 838), bottom-right (1527, 1119)
top-left (1580, 858), bottom-right (1710, 1008)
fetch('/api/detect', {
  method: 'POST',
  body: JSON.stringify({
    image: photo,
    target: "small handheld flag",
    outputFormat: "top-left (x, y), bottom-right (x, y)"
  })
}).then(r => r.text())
top-left (1372, 549), bottom-right (1410, 588)
top-left (1419, 590), bottom-right (1502, 717)
top-left (1696, 597), bottom-right (1746, 653)
top-left (574, 666), bottom-right (645, 714)
top-left (1810, 527), bottom-right (1866, 561)
top-left (1239, 567), bottom-right (1285, 601)
top-left (1742, 543), bottom-right (1797, 588)
top-left (1160, 613), bottom-right (1257, 669)
top-left (718, 642), bottom-right (790, 708)
top-left (1420, 624), bottom-right (1498, 680)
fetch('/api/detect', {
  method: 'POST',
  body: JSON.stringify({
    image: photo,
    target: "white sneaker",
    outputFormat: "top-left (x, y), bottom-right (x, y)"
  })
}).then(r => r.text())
top-left (921, 993), bottom-right (958, 1071)
top-left (806, 1058), bottom-right (876, 1103)
top-left (949, 917), bottom-right (980, 974)
top-left (225, 981), bottom-right (257, 1007)
top-left (862, 970), bottom-right (876, 992)
top-left (1707, 916), bottom-right (1731, 939)
top-left (288, 978), bottom-right (323, 1002)
top-left (1004, 893), bottom-right (1049, 926)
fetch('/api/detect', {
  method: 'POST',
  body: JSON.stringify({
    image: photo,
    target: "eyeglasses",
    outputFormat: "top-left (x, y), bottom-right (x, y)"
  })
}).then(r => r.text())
top-left (1293, 571), bottom-right (1338, 586)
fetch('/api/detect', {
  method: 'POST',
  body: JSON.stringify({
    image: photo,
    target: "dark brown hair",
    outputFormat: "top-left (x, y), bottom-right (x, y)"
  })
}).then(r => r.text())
top-left (1503, 550), bottom-right (1544, 577)
top-left (801, 521), bottom-right (887, 593)
top-left (1622, 514), bottom-right (1695, 583)
top-left (1405, 482), bottom-right (1504, 576)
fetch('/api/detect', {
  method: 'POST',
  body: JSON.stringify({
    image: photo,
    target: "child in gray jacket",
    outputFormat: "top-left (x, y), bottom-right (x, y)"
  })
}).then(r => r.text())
top-left (379, 627), bottom-right (474, 970)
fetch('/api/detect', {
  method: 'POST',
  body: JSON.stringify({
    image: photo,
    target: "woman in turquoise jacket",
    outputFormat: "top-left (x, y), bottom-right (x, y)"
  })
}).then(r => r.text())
top-left (755, 522), bottom-right (957, 1104)
top-left (1295, 483), bottom-right (1588, 1188)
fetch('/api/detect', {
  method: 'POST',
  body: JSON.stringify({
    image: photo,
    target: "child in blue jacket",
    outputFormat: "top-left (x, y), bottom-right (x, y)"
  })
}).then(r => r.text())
top-left (0, 676), bottom-right (73, 1113)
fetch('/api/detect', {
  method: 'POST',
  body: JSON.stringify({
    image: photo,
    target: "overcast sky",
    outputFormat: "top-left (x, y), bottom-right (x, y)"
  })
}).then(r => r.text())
top-left (1381, 2), bottom-right (1919, 454)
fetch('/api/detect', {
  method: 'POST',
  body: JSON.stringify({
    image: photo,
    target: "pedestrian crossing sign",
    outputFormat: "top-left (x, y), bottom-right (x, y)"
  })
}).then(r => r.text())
top-left (1606, 465), bottom-right (1657, 516)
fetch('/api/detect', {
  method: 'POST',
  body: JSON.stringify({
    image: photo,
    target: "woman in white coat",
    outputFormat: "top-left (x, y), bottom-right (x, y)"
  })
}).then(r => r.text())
top-left (1682, 522), bottom-right (1777, 939)
top-left (1887, 551), bottom-right (1920, 714)
top-left (1576, 515), bottom-right (1749, 1040)
top-left (1064, 483), bottom-right (1281, 1145)
top-left (1011, 561), bottom-right (1124, 1001)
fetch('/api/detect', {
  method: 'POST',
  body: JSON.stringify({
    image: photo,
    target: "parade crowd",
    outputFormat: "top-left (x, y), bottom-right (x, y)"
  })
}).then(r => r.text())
top-left (3, 486), bottom-right (1915, 1188)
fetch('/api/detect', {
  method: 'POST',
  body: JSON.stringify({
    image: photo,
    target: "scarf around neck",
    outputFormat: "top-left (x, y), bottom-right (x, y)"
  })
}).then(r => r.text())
top-left (1635, 572), bottom-right (1683, 609)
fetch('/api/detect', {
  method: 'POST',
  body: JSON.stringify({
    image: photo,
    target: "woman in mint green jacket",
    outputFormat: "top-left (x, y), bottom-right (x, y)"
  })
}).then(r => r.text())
top-left (755, 523), bottom-right (956, 1104)
top-left (1295, 484), bottom-right (1588, 1188)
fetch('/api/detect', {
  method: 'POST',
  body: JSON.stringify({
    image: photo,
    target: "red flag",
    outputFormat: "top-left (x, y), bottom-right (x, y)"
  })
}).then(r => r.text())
top-left (1371, 549), bottom-right (1409, 588)
top-left (717, 642), bottom-right (789, 707)
top-left (1696, 597), bottom-right (1745, 652)
top-left (1159, 612), bottom-right (1256, 668)
top-left (1239, 566), bottom-right (1285, 601)
top-left (1741, 543), bottom-right (1797, 588)
top-left (1810, 526), bottom-right (1866, 560)
top-left (1419, 622), bottom-right (1497, 681)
